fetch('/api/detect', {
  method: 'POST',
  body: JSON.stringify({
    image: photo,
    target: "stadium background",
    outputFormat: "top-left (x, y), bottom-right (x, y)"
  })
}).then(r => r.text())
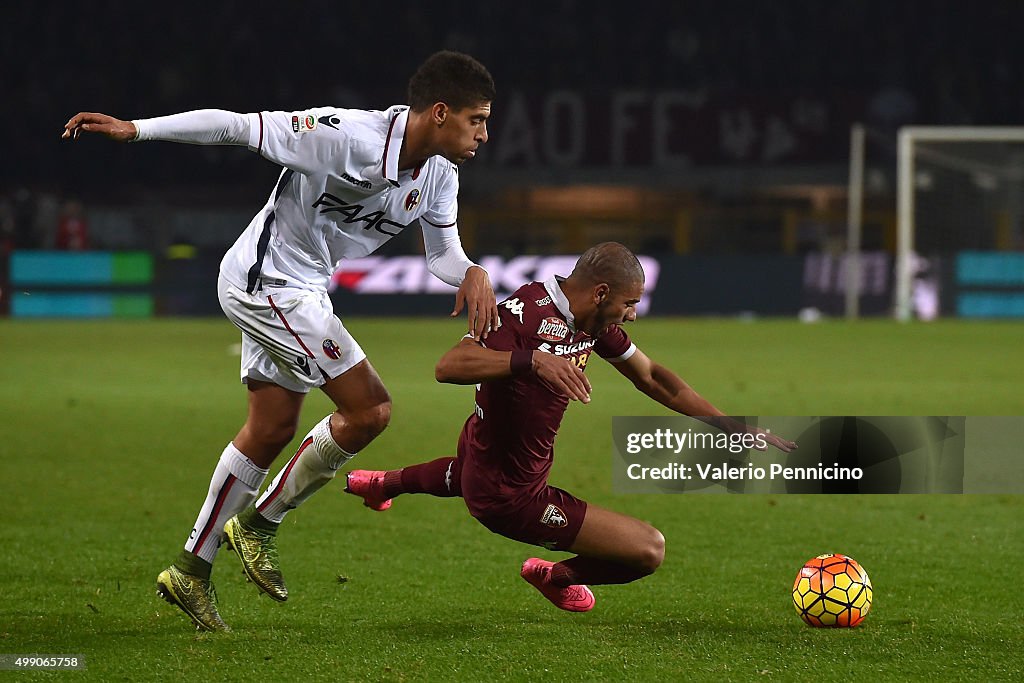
top-left (4, 0), bottom-right (1024, 319)
top-left (2, 3), bottom-right (1022, 680)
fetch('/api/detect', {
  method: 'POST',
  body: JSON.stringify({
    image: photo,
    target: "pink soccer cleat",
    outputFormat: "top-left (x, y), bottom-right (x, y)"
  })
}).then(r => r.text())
top-left (520, 558), bottom-right (595, 613)
top-left (344, 470), bottom-right (393, 511)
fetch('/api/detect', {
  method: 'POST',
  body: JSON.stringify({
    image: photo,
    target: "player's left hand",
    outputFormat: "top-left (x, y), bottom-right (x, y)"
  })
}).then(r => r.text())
top-left (453, 265), bottom-right (499, 340)
top-left (753, 427), bottom-right (798, 453)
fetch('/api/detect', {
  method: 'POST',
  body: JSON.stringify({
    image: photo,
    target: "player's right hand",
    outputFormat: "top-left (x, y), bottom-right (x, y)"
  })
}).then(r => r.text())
top-left (533, 353), bottom-right (591, 403)
top-left (62, 112), bottom-right (137, 142)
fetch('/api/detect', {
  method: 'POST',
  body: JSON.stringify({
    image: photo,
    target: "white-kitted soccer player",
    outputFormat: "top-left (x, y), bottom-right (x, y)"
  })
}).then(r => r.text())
top-left (63, 50), bottom-right (498, 632)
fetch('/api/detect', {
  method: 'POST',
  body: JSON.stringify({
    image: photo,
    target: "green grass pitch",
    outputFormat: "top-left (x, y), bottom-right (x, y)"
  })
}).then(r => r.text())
top-left (1, 317), bottom-right (1022, 680)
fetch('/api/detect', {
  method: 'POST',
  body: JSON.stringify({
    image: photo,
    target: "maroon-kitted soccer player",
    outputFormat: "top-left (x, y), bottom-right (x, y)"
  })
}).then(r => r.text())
top-left (346, 242), bottom-right (796, 612)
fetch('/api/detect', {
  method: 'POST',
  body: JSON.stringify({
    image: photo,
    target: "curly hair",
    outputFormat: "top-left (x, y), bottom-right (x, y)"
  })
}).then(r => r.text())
top-left (407, 50), bottom-right (495, 112)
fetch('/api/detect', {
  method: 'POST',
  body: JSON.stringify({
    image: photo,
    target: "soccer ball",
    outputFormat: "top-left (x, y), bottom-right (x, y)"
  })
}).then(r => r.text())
top-left (792, 553), bottom-right (872, 627)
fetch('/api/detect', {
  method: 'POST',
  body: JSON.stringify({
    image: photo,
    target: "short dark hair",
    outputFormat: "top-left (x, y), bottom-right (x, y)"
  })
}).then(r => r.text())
top-left (407, 50), bottom-right (495, 112)
top-left (571, 242), bottom-right (645, 290)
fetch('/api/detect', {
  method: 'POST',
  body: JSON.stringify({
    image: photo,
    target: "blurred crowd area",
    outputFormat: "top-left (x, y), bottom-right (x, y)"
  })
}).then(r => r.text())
top-left (5, 1), bottom-right (1023, 253)
top-left (12, 2), bottom-right (1023, 121)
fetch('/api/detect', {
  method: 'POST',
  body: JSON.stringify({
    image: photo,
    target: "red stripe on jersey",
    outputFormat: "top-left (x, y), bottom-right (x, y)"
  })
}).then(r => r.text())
top-left (257, 112), bottom-right (264, 153)
top-left (267, 295), bottom-right (315, 357)
top-left (382, 113), bottom-right (399, 180)
top-left (257, 438), bottom-right (312, 511)
top-left (194, 474), bottom-right (237, 553)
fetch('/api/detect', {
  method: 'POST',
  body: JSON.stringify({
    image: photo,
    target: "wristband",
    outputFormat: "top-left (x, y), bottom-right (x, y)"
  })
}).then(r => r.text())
top-left (510, 350), bottom-right (534, 375)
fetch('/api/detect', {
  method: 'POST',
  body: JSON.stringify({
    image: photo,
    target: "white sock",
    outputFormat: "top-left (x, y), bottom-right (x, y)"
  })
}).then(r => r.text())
top-left (184, 442), bottom-right (269, 564)
top-left (255, 414), bottom-right (355, 524)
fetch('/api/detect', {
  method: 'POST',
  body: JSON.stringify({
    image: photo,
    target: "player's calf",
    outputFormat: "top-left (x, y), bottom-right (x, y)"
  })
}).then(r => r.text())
top-left (567, 506), bottom-right (666, 580)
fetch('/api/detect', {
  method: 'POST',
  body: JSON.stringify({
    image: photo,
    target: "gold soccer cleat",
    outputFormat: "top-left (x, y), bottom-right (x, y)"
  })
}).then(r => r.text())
top-left (156, 565), bottom-right (231, 632)
top-left (223, 515), bottom-right (288, 602)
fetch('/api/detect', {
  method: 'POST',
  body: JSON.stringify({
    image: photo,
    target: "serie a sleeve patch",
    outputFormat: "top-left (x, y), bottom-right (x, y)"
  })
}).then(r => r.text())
top-left (290, 113), bottom-right (318, 133)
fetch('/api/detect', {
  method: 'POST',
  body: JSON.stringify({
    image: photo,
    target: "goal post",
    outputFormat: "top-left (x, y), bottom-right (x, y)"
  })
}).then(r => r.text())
top-left (844, 122), bottom-right (901, 320)
top-left (844, 123), bottom-right (865, 320)
top-left (896, 126), bottom-right (1024, 321)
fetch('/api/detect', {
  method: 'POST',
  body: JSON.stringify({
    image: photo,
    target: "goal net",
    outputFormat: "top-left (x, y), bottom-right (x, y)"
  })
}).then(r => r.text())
top-left (895, 127), bottom-right (1024, 320)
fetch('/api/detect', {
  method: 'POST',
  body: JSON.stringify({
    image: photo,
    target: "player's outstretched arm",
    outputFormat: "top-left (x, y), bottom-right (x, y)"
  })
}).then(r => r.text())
top-left (613, 347), bottom-right (723, 416)
top-left (65, 109), bottom-right (253, 148)
top-left (62, 112), bottom-right (137, 142)
top-left (435, 338), bottom-right (591, 402)
top-left (611, 347), bottom-right (796, 452)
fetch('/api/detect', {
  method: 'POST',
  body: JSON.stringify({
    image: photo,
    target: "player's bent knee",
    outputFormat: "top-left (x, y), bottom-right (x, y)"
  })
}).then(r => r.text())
top-left (351, 401), bottom-right (392, 440)
top-left (367, 400), bottom-right (392, 435)
top-left (635, 527), bottom-right (666, 576)
top-left (650, 528), bottom-right (667, 572)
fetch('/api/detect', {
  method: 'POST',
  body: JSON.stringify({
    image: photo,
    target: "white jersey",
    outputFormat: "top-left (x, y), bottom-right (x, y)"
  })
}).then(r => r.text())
top-left (221, 105), bottom-right (459, 294)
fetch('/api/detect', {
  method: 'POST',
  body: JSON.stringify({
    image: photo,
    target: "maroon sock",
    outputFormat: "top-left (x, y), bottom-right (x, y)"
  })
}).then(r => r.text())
top-left (549, 556), bottom-right (649, 587)
top-left (391, 457), bottom-right (462, 498)
top-left (380, 470), bottom-right (405, 499)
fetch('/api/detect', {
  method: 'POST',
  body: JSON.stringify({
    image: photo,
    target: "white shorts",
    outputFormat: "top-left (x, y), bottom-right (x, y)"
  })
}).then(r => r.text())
top-left (217, 275), bottom-right (366, 393)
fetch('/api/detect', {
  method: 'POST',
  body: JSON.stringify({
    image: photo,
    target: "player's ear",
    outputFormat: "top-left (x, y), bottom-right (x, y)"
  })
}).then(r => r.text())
top-left (594, 283), bottom-right (609, 304)
top-left (432, 103), bottom-right (449, 126)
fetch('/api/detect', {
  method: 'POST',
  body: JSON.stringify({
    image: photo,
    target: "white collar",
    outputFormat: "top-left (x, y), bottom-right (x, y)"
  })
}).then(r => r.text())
top-left (381, 106), bottom-right (409, 184)
top-left (543, 275), bottom-right (576, 333)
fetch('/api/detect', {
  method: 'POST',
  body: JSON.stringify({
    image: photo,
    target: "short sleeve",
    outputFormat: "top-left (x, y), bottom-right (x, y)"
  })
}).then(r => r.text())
top-left (420, 167), bottom-right (459, 228)
top-left (595, 324), bottom-right (635, 362)
top-left (249, 108), bottom-right (345, 176)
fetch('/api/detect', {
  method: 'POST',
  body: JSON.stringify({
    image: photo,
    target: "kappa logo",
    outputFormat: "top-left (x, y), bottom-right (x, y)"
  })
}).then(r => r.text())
top-left (404, 188), bottom-right (421, 211)
top-left (444, 460), bottom-right (455, 492)
top-left (537, 316), bottom-right (569, 342)
top-left (322, 339), bottom-right (341, 360)
top-left (502, 297), bottom-right (525, 324)
top-left (295, 355), bottom-right (312, 377)
top-left (540, 504), bottom-right (568, 528)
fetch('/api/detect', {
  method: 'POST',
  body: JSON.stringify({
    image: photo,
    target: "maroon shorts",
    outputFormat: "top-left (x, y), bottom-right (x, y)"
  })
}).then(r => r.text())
top-left (470, 485), bottom-right (588, 551)
top-left (457, 454), bottom-right (588, 551)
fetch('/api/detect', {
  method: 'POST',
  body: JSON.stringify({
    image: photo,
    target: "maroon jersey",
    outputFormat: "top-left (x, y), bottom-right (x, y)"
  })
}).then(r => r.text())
top-left (458, 277), bottom-right (634, 510)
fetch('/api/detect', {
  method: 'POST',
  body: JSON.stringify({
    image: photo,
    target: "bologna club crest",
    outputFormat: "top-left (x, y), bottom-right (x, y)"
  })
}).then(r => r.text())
top-left (322, 339), bottom-right (342, 360)
top-left (404, 188), bottom-right (421, 211)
